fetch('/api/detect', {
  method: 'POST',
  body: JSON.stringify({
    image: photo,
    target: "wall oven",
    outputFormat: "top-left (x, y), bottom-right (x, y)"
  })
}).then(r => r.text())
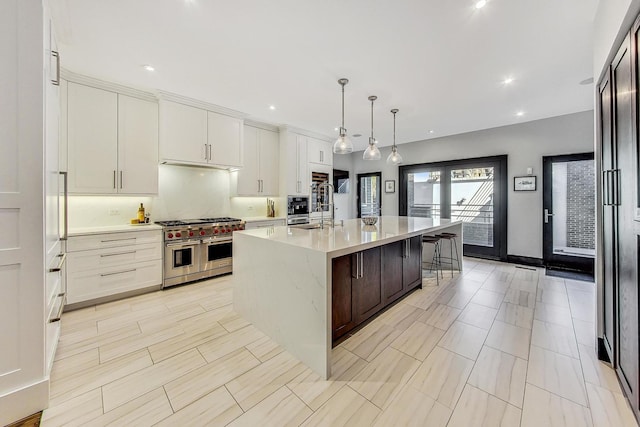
top-left (287, 196), bottom-right (309, 225)
top-left (201, 238), bottom-right (233, 276)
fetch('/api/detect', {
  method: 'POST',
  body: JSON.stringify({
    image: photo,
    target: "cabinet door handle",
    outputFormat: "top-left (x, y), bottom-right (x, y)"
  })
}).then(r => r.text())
top-left (258, 180), bottom-right (261, 192)
top-left (49, 293), bottom-right (66, 323)
top-left (101, 237), bottom-right (136, 243)
top-left (51, 51), bottom-right (60, 86)
top-left (101, 268), bottom-right (136, 277)
top-left (100, 250), bottom-right (136, 258)
top-left (60, 171), bottom-right (68, 240)
top-left (204, 144), bottom-right (208, 160)
top-left (113, 170), bottom-right (116, 189)
top-left (120, 171), bottom-right (123, 189)
top-left (208, 144), bottom-right (212, 161)
top-left (359, 252), bottom-right (364, 279)
top-left (49, 252), bottom-right (67, 272)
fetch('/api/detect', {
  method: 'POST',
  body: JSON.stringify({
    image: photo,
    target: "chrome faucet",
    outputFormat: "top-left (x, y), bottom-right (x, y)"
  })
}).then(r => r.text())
top-left (312, 182), bottom-right (335, 229)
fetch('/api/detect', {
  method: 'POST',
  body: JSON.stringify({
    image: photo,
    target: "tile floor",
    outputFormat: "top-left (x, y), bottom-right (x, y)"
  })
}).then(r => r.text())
top-left (41, 258), bottom-right (638, 426)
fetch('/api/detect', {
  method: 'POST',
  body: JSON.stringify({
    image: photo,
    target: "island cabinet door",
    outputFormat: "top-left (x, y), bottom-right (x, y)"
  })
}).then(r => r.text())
top-left (353, 246), bottom-right (383, 324)
top-left (402, 236), bottom-right (423, 290)
top-left (382, 241), bottom-right (404, 305)
top-left (332, 255), bottom-right (355, 340)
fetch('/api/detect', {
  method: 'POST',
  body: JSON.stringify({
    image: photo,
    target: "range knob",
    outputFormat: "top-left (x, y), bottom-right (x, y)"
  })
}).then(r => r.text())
top-left (200, 230), bottom-right (206, 236)
top-left (226, 227), bottom-right (232, 233)
top-left (167, 232), bottom-right (174, 238)
top-left (232, 225), bottom-right (238, 231)
top-left (213, 228), bottom-right (219, 234)
top-left (175, 232), bottom-right (182, 238)
top-left (189, 231), bottom-right (194, 237)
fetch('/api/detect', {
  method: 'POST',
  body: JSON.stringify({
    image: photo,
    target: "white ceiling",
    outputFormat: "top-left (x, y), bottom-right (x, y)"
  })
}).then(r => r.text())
top-left (50, 0), bottom-right (599, 151)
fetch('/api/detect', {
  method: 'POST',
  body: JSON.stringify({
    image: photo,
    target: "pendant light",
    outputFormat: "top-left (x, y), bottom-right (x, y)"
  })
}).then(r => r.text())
top-left (363, 95), bottom-right (381, 160)
top-left (386, 109), bottom-right (403, 165)
top-left (333, 78), bottom-right (353, 154)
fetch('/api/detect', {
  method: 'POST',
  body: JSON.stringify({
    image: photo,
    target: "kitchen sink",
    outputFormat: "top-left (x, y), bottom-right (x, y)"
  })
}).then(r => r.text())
top-left (291, 223), bottom-right (322, 230)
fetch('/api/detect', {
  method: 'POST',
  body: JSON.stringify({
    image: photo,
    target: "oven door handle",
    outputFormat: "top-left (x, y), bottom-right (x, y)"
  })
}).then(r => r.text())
top-left (202, 239), bottom-right (233, 245)
top-left (166, 241), bottom-right (200, 248)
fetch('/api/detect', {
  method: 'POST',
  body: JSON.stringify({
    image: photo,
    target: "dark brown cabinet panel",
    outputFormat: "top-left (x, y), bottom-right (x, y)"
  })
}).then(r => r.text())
top-left (382, 241), bottom-right (404, 304)
top-left (403, 236), bottom-right (423, 289)
top-left (332, 254), bottom-right (355, 340)
top-left (353, 247), bottom-right (382, 324)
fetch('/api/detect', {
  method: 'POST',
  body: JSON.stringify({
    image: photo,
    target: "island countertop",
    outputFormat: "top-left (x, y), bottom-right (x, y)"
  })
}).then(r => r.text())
top-left (235, 216), bottom-right (461, 258)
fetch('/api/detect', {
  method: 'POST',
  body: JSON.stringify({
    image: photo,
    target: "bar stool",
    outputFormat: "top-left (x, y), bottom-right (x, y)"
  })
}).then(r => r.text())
top-left (422, 235), bottom-right (442, 285)
top-left (435, 232), bottom-right (460, 277)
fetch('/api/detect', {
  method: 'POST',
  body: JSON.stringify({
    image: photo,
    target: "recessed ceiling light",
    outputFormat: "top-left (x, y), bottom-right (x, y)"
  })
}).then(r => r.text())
top-left (503, 77), bottom-right (514, 85)
top-left (334, 127), bottom-right (339, 131)
top-left (269, 105), bottom-right (276, 110)
top-left (429, 130), bottom-right (435, 134)
top-left (516, 111), bottom-right (524, 117)
top-left (475, 0), bottom-right (487, 9)
top-left (142, 64), bottom-right (155, 72)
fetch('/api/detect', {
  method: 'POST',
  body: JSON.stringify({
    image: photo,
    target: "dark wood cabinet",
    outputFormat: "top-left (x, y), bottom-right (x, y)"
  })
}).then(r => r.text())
top-left (332, 237), bottom-right (423, 342)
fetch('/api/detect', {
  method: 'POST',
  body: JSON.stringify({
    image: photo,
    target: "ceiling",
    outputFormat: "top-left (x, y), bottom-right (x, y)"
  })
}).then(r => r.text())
top-left (49, 0), bottom-right (599, 151)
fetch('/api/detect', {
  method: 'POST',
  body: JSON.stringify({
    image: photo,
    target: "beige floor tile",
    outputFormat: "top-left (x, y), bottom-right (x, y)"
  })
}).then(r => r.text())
top-left (226, 386), bottom-right (313, 427)
top-left (178, 303), bottom-right (234, 334)
top-left (199, 290), bottom-right (234, 312)
top-left (96, 304), bottom-right (169, 334)
top-left (485, 320), bottom-right (531, 360)
top-left (219, 311), bottom-right (252, 332)
top-left (464, 270), bottom-right (491, 283)
top-left (496, 302), bottom-right (534, 330)
top-left (437, 287), bottom-right (476, 309)
top-left (521, 383), bottom-right (593, 427)
top-left (537, 276), bottom-right (567, 294)
top-left (402, 286), bottom-right (442, 310)
top-left (390, 321), bottom-right (445, 361)
top-left (534, 302), bottom-right (573, 328)
top-left (573, 319), bottom-right (596, 346)
top-left (471, 289), bottom-right (504, 309)
top-left (511, 269), bottom-right (539, 288)
top-left (372, 384), bottom-right (451, 427)
top-left (586, 382), bottom-right (638, 427)
top-left (164, 348), bottom-right (261, 411)
top-left (89, 388), bottom-right (173, 426)
top-left (447, 384), bottom-right (522, 427)
top-left (245, 335), bottom-right (284, 362)
top-left (527, 345), bottom-right (588, 406)
top-left (147, 322), bottom-right (228, 363)
top-left (375, 302), bottom-right (423, 331)
top-left (50, 349), bottom-right (153, 406)
top-left (453, 276), bottom-right (485, 293)
top-left (288, 347), bottom-right (367, 411)
top-left (536, 288), bottom-right (569, 308)
top-left (407, 346), bottom-right (474, 409)
top-left (342, 322), bottom-right (402, 361)
top-left (301, 385), bottom-right (380, 427)
top-left (503, 288), bottom-right (536, 308)
top-left (225, 350), bottom-right (308, 411)
top-left (418, 303), bottom-right (461, 330)
top-left (50, 348), bottom-right (99, 385)
top-left (578, 344), bottom-right (622, 393)
top-left (55, 323), bottom-right (142, 362)
top-left (348, 346), bottom-right (421, 409)
top-left (567, 289), bottom-right (595, 322)
top-left (136, 302), bottom-right (205, 333)
top-left (481, 278), bottom-right (512, 294)
top-left (102, 348), bottom-right (206, 412)
top-left (531, 320), bottom-right (579, 358)
top-left (197, 324), bottom-right (264, 363)
top-left (564, 279), bottom-right (594, 293)
top-left (98, 325), bottom-right (185, 363)
top-left (468, 346), bottom-right (527, 408)
top-left (457, 303), bottom-right (498, 330)
top-left (155, 386), bottom-right (243, 427)
top-left (438, 321), bottom-right (488, 360)
top-left (41, 388), bottom-right (103, 427)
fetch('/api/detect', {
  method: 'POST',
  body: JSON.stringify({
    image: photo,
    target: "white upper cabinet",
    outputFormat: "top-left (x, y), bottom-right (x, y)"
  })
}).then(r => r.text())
top-left (159, 100), bottom-right (243, 168)
top-left (67, 82), bottom-right (118, 194)
top-left (67, 82), bottom-right (159, 194)
top-left (308, 137), bottom-right (333, 166)
top-left (159, 101), bottom-right (207, 165)
top-left (207, 111), bottom-right (243, 168)
top-left (236, 125), bottom-right (279, 196)
top-left (280, 131), bottom-right (309, 196)
top-left (118, 95), bottom-right (159, 194)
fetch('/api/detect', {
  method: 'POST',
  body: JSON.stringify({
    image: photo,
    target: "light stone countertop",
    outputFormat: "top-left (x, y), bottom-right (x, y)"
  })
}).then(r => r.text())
top-left (235, 216), bottom-right (461, 258)
top-left (68, 223), bottom-right (163, 236)
top-left (242, 216), bottom-right (286, 222)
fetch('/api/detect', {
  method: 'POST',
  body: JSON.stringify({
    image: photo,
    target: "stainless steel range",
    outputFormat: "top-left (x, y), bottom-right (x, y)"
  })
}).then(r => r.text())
top-left (156, 217), bottom-right (245, 288)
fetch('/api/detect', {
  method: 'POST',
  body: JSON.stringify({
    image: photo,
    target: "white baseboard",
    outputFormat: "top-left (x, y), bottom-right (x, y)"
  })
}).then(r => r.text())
top-left (0, 378), bottom-right (49, 426)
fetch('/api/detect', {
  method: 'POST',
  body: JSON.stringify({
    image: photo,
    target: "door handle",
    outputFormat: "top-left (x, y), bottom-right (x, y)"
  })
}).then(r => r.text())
top-left (51, 51), bottom-right (60, 86)
top-left (60, 171), bottom-right (68, 240)
top-left (544, 208), bottom-right (553, 224)
top-left (613, 169), bottom-right (620, 206)
top-left (602, 170), bottom-right (609, 206)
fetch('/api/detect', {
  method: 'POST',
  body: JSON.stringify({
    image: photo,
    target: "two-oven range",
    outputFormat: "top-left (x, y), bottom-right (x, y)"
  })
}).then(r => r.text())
top-left (155, 217), bottom-right (245, 288)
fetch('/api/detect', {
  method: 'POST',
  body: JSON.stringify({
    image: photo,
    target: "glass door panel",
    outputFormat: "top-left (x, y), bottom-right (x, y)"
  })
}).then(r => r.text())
top-left (450, 167), bottom-right (494, 247)
top-left (407, 170), bottom-right (441, 219)
top-left (358, 173), bottom-right (382, 217)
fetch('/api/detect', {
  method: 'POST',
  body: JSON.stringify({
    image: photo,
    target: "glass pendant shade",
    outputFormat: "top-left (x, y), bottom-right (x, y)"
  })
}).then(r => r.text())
top-left (363, 137), bottom-right (381, 160)
top-left (386, 147), bottom-right (403, 164)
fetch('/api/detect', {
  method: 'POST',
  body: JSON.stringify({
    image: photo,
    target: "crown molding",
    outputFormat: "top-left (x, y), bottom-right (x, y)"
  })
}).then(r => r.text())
top-left (156, 91), bottom-right (247, 119)
top-left (60, 68), bottom-right (157, 102)
top-left (278, 125), bottom-right (333, 142)
top-left (243, 119), bottom-right (280, 132)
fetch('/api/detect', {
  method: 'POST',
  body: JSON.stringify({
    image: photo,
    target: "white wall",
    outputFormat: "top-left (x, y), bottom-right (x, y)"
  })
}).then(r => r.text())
top-left (346, 111), bottom-right (594, 259)
top-left (594, 0), bottom-right (640, 79)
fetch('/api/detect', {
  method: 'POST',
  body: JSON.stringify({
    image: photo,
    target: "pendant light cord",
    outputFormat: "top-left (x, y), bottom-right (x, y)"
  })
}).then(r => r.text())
top-left (393, 111), bottom-right (396, 148)
top-left (370, 98), bottom-right (374, 141)
top-left (341, 84), bottom-right (345, 129)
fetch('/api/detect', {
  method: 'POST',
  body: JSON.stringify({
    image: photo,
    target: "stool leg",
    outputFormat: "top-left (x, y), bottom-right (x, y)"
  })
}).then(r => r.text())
top-left (430, 243), bottom-right (439, 286)
top-left (449, 238), bottom-right (454, 277)
top-left (452, 237), bottom-right (460, 273)
top-left (437, 241), bottom-right (443, 279)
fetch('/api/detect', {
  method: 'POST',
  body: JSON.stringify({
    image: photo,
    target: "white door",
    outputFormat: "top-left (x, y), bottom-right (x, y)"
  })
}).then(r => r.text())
top-left (207, 111), bottom-right (243, 167)
top-left (236, 125), bottom-right (260, 195)
top-left (159, 101), bottom-right (207, 165)
top-left (118, 95), bottom-right (159, 194)
top-left (67, 82), bottom-right (117, 193)
top-left (259, 128), bottom-right (279, 196)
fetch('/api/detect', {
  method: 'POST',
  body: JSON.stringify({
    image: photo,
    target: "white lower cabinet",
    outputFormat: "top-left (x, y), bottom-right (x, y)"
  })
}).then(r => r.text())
top-left (245, 218), bottom-right (286, 229)
top-left (66, 230), bottom-right (162, 305)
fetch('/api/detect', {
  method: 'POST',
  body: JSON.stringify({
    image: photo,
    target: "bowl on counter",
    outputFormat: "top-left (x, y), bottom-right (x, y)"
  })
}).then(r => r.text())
top-left (362, 216), bottom-right (378, 226)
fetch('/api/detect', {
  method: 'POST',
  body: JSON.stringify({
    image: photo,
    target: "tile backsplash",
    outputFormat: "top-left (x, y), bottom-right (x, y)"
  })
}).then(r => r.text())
top-left (68, 164), bottom-right (279, 228)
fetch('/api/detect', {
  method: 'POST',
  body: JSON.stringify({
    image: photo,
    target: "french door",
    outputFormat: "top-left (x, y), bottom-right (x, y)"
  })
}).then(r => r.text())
top-left (542, 153), bottom-right (595, 275)
top-left (399, 156), bottom-right (507, 260)
top-left (357, 172), bottom-right (382, 217)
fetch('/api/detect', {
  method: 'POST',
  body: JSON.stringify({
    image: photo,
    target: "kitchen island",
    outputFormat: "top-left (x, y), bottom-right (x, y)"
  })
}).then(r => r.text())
top-left (232, 216), bottom-right (462, 379)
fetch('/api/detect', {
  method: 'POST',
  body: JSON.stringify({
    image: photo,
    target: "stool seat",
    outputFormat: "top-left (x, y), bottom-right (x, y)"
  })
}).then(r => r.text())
top-left (421, 235), bottom-right (442, 285)
top-left (422, 236), bottom-right (440, 243)
top-left (434, 233), bottom-right (460, 277)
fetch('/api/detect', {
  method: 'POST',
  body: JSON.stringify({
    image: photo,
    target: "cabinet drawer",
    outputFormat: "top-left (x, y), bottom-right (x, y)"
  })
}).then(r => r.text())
top-left (68, 242), bottom-right (162, 272)
top-left (245, 219), bottom-right (285, 229)
top-left (67, 259), bottom-right (162, 304)
top-left (67, 230), bottom-right (161, 252)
